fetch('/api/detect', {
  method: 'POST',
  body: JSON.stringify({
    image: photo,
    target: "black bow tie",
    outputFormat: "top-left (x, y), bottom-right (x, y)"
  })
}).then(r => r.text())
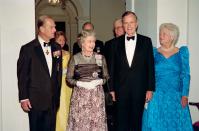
top-left (127, 36), bottom-right (135, 41)
top-left (43, 42), bottom-right (50, 47)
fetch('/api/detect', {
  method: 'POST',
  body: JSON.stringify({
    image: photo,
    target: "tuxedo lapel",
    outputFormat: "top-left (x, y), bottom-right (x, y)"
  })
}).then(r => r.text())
top-left (34, 39), bottom-right (50, 77)
top-left (119, 36), bottom-right (130, 68)
top-left (130, 34), bottom-right (141, 69)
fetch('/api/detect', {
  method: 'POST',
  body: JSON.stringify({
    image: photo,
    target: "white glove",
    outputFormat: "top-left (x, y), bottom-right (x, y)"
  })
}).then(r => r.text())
top-left (76, 81), bottom-right (92, 89)
top-left (90, 79), bottom-right (103, 87)
top-left (76, 79), bottom-right (103, 90)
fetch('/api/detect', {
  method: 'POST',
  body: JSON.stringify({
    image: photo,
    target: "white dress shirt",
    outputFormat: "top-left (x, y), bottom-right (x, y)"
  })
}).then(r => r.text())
top-left (125, 33), bottom-right (137, 67)
top-left (38, 36), bottom-right (52, 76)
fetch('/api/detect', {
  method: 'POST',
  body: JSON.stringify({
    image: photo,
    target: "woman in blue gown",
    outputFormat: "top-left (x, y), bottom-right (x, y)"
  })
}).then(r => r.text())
top-left (142, 23), bottom-right (193, 131)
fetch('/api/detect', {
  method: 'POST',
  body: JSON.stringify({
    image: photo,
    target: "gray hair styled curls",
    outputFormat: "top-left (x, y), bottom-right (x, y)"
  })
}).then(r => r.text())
top-left (79, 30), bottom-right (96, 44)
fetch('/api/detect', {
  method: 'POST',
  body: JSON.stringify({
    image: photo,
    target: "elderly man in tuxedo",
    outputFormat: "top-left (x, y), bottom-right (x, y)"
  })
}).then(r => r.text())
top-left (109, 11), bottom-right (155, 131)
top-left (17, 15), bottom-right (62, 131)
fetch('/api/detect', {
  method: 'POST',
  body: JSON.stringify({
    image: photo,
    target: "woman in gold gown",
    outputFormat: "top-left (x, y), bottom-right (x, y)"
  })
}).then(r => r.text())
top-left (55, 31), bottom-right (72, 131)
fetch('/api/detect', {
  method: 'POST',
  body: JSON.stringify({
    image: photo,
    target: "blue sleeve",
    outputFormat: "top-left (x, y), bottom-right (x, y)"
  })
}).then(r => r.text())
top-left (180, 46), bottom-right (190, 97)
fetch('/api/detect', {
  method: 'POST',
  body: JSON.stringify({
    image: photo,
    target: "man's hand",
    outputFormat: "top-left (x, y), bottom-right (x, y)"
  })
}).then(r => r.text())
top-left (145, 91), bottom-right (153, 102)
top-left (181, 96), bottom-right (188, 108)
top-left (110, 91), bottom-right (116, 102)
top-left (21, 99), bottom-right (32, 112)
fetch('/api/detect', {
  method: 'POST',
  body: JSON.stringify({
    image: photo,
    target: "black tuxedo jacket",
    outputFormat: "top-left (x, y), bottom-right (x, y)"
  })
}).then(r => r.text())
top-left (94, 40), bottom-right (105, 55)
top-left (104, 38), bottom-right (116, 91)
top-left (104, 38), bottom-right (115, 64)
top-left (17, 38), bottom-right (62, 110)
top-left (110, 34), bottom-right (155, 99)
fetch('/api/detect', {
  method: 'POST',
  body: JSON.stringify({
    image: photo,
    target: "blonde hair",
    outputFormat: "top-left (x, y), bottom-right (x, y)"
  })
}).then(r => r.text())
top-left (80, 30), bottom-right (96, 44)
top-left (159, 23), bottom-right (180, 45)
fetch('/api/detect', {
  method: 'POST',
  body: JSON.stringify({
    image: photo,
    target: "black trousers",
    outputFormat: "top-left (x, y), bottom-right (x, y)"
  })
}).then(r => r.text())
top-left (115, 88), bottom-right (145, 131)
top-left (28, 105), bottom-right (56, 131)
top-left (106, 103), bottom-right (117, 131)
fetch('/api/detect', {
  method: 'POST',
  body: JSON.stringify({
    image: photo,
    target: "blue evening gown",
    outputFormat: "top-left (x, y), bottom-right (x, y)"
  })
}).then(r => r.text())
top-left (142, 46), bottom-right (193, 131)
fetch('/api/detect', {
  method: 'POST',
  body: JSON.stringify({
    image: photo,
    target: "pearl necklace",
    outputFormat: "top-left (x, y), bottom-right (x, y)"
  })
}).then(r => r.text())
top-left (81, 48), bottom-right (93, 56)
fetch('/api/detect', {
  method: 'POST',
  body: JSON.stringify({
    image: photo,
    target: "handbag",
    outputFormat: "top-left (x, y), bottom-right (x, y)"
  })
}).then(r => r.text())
top-left (105, 80), bottom-right (114, 106)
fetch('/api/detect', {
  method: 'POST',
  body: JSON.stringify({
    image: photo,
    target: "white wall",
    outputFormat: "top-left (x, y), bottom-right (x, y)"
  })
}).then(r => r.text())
top-left (78, 0), bottom-right (90, 17)
top-left (157, 0), bottom-right (188, 47)
top-left (0, 24), bottom-right (2, 131)
top-left (188, 0), bottom-right (199, 123)
top-left (91, 0), bottom-right (125, 41)
top-left (126, 0), bottom-right (134, 11)
top-left (0, 0), bottom-right (35, 131)
top-left (135, 0), bottom-right (187, 47)
top-left (134, 0), bottom-right (157, 46)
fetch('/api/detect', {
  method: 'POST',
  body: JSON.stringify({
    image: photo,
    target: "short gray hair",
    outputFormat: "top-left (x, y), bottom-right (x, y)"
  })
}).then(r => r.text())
top-left (80, 30), bottom-right (96, 44)
top-left (159, 23), bottom-right (180, 45)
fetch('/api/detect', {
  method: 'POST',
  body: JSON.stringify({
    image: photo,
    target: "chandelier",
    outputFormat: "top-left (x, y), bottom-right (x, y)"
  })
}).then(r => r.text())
top-left (48, 0), bottom-right (60, 5)
top-left (48, 0), bottom-right (67, 9)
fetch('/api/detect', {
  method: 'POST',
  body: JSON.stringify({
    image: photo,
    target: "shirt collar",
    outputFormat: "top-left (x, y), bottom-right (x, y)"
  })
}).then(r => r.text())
top-left (38, 35), bottom-right (46, 47)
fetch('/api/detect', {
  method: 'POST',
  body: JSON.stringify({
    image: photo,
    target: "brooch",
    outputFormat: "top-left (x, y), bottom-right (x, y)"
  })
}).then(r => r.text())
top-left (92, 71), bottom-right (99, 78)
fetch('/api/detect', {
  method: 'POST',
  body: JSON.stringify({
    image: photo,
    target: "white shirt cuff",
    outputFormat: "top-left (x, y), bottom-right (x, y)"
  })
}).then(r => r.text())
top-left (20, 99), bottom-right (29, 103)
